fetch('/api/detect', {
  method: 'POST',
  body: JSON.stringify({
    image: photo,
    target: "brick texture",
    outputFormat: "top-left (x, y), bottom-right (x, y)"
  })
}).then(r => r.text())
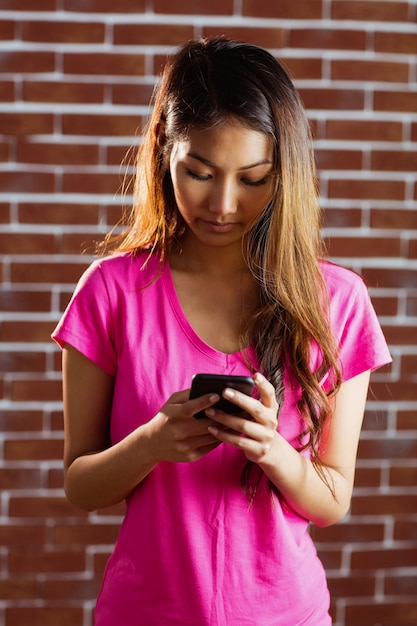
top-left (0, 3), bottom-right (416, 626)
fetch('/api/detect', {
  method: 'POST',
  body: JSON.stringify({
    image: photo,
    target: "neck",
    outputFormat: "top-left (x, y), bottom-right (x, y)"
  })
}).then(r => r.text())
top-left (170, 232), bottom-right (249, 276)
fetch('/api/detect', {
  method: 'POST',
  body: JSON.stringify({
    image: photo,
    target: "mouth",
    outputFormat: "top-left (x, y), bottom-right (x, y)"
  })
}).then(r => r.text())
top-left (201, 219), bottom-right (236, 233)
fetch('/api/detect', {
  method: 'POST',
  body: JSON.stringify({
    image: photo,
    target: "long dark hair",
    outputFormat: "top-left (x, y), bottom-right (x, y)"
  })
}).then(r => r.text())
top-left (103, 37), bottom-right (341, 498)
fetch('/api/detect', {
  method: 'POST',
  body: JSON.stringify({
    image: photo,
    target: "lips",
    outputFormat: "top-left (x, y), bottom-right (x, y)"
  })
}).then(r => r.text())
top-left (201, 220), bottom-right (236, 233)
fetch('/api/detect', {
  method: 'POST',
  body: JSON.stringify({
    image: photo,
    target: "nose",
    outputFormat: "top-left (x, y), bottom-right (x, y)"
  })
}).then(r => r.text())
top-left (208, 179), bottom-right (238, 215)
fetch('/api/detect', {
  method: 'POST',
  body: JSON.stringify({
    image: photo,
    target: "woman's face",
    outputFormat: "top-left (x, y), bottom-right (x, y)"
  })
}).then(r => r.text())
top-left (169, 120), bottom-right (275, 251)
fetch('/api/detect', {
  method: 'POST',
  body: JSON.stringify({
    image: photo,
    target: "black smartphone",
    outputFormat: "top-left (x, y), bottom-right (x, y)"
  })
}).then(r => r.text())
top-left (190, 373), bottom-right (255, 419)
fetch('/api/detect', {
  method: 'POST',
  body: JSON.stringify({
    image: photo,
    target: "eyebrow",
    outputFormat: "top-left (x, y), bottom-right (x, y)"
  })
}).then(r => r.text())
top-left (187, 151), bottom-right (272, 171)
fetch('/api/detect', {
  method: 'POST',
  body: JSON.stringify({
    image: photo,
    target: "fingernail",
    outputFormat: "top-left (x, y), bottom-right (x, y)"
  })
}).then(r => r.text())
top-left (223, 388), bottom-right (234, 398)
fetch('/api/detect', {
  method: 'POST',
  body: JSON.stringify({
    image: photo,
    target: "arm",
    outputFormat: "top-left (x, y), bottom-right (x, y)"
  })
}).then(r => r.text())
top-left (62, 345), bottom-right (221, 511)
top-left (206, 370), bottom-right (370, 527)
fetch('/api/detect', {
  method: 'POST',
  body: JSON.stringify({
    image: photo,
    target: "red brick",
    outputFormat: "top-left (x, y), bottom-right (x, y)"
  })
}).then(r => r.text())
top-left (351, 493), bottom-right (416, 516)
top-left (345, 602), bottom-right (417, 626)
top-left (0, 112), bottom-right (54, 136)
top-left (327, 574), bottom-right (376, 598)
top-left (0, 232), bottom-right (56, 255)
top-left (371, 208), bottom-right (417, 230)
top-left (0, 410), bottom-right (43, 432)
top-left (0, 51), bottom-right (55, 74)
top-left (371, 295), bottom-right (398, 317)
top-left (281, 56), bottom-right (322, 80)
top-left (0, 320), bottom-right (56, 343)
top-left (0, 80), bottom-right (14, 101)
top-left (408, 238), bottom-right (417, 259)
top-left (202, 26), bottom-right (285, 49)
top-left (63, 52), bottom-right (146, 76)
top-left (358, 436), bottom-right (417, 460)
top-left (62, 172), bottom-right (122, 195)
top-left (10, 261), bottom-right (88, 285)
top-left (362, 409), bottom-right (389, 431)
top-left (2, 0), bottom-right (56, 7)
top-left (243, 0), bottom-right (322, 18)
top-left (48, 468), bottom-right (64, 489)
top-left (114, 23), bottom-right (194, 46)
top-left (375, 31), bottom-right (417, 55)
top-left (394, 520), bottom-right (417, 542)
top-left (62, 113), bottom-right (140, 137)
top-left (9, 496), bottom-right (87, 519)
top-left (299, 87), bottom-right (364, 111)
top-left (111, 83), bottom-right (155, 106)
top-left (0, 202), bottom-right (10, 223)
top-left (372, 150), bottom-right (417, 172)
top-left (323, 207), bottom-right (362, 228)
top-left (390, 465), bottom-right (417, 488)
top-left (397, 410), bottom-right (417, 430)
top-left (374, 89), bottom-right (417, 113)
top-left (22, 20), bottom-right (105, 43)
top-left (0, 140), bottom-right (10, 161)
top-left (329, 179), bottom-right (405, 201)
top-left (0, 20), bottom-right (15, 40)
top-left (311, 521), bottom-right (385, 544)
top-left (106, 143), bottom-right (133, 166)
top-left (362, 267), bottom-right (417, 289)
top-left (385, 574), bottom-right (417, 596)
top-left (17, 141), bottom-right (99, 166)
top-left (44, 577), bottom-right (101, 600)
top-left (380, 325), bottom-right (417, 346)
top-left (332, 59), bottom-right (409, 83)
top-left (0, 351), bottom-right (46, 373)
top-left (326, 119), bottom-right (403, 142)
top-left (5, 607), bottom-right (84, 626)
top-left (316, 148), bottom-right (362, 170)
top-left (5, 437), bottom-right (63, 461)
top-left (0, 468), bottom-right (42, 490)
top-left (11, 379), bottom-right (63, 403)
top-left (291, 28), bottom-right (366, 50)
top-left (0, 171), bottom-right (55, 194)
top-left (326, 236), bottom-right (401, 258)
top-left (354, 466), bottom-right (382, 488)
top-left (52, 522), bottom-right (120, 545)
top-left (61, 233), bottom-right (100, 255)
top-left (23, 80), bottom-right (105, 104)
top-left (402, 354), bottom-right (417, 375)
top-left (371, 380), bottom-right (417, 402)
top-left (351, 545), bottom-right (417, 570)
top-left (64, 0), bottom-right (146, 11)
top-left (19, 202), bottom-right (100, 225)
top-left (332, 1), bottom-right (409, 22)
top-left (155, 0), bottom-right (233, 14)
top-left (0, 580), bottom-right (38, 601)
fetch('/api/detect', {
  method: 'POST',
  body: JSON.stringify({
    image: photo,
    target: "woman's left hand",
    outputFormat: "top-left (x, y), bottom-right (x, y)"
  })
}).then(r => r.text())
top-left (206, 372), bottom-right (279, 464)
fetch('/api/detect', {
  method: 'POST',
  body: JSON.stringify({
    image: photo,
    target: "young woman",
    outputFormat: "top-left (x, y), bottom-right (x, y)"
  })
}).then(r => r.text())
top-left (53, 37), bottom-right (391, 625)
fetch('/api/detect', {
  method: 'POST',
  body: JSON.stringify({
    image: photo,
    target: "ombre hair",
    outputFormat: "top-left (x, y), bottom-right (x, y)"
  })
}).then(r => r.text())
top-left (103, 37), bottom-right (342, 497)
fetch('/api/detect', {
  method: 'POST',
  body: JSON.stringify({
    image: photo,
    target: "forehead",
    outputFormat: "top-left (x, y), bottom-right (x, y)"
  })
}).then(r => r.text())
top-left (173, 121), bottom-right (273, 168)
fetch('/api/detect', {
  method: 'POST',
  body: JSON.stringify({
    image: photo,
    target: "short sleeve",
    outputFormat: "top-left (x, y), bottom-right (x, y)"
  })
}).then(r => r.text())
top-left (52, 261), bottom-right (117, 376)
top-left (326, 265), bottom-right (392, 382)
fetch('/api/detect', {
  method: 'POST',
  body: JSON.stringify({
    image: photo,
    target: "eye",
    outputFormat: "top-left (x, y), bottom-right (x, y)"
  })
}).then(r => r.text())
top-left (186, 169), bottom-right (211, 182)
top-left (242, 177), bottom-right (268, 187)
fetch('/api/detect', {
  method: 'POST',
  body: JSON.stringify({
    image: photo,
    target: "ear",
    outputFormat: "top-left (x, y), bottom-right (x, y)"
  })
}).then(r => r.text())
top-left (155, 119), bottom-right (166, 149)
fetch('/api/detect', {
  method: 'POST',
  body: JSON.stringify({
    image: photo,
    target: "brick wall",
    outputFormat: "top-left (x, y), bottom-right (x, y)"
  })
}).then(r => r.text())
top-left (0, 1), bottom-right (416, 625)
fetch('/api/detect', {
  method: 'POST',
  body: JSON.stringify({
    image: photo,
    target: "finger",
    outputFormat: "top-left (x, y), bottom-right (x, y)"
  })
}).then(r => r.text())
top-left (186, 393), bottom-right (220, 419)
top-left (254, 372), bottom-right (279, 410)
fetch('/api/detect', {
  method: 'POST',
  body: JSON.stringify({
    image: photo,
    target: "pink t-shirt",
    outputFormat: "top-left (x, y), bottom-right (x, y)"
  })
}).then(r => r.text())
top-left (52, 252), bottom-right (391, 626)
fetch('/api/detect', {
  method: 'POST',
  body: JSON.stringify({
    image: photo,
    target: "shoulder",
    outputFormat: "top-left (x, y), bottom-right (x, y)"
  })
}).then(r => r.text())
top-left (82, 251), bottom-right (163, 288)
top-left (319, 260), bottom-right (366, 294)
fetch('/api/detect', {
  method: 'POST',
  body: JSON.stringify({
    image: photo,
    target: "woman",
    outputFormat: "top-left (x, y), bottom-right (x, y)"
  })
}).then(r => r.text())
top-left (53, 37), bottom-right (391, 625)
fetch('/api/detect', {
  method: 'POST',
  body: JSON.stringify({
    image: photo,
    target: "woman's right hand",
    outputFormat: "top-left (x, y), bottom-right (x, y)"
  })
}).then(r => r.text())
top-left (143, 389), bottom-right (222, 464)
top-left (62, 344), bottom-right (221, 511)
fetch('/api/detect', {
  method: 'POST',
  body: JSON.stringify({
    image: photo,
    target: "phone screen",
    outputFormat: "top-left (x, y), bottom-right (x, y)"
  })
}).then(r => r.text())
top-left (190, 373), bottom-right (254, 419)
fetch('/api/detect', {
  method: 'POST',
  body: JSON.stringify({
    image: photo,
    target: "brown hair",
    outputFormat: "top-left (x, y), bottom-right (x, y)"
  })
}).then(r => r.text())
top-left (103, 37), bottom-right (342, 497)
